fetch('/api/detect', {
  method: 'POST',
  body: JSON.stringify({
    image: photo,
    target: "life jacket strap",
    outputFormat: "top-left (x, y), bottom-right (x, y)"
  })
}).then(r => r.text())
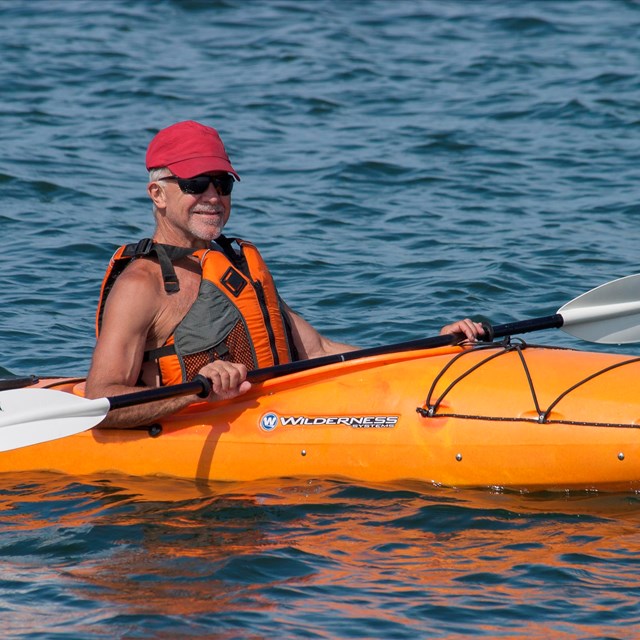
top-left (143, 344), bottom-right (176, 362)
top-left (122, 239), bottom-right (194, 293)
top-left (144, 340), bottom-right (231, 363)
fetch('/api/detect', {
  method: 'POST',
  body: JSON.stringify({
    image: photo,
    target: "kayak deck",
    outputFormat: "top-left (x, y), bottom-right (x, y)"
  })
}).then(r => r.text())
top-left (4, 342), bottom-right (640, 491)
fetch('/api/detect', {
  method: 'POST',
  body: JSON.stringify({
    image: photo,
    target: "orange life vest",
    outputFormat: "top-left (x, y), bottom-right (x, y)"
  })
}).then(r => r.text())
top-left (96, 236), bottom-right (295, 385)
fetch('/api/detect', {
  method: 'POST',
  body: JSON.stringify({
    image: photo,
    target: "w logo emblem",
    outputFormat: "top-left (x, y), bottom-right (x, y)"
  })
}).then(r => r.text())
top-left (260, 412), bottom-right (279, 432)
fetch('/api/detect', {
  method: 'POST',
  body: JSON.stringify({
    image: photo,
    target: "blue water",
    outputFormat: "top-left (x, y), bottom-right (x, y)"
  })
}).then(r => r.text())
top-left (1, 0), bottom-right (640, 637)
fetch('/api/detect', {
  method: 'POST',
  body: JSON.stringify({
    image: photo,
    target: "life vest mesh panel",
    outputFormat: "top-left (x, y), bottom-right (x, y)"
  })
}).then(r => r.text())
top-left (183, 349), bottom-right (217, 382)
top-left (225, 321), bottom-right (257, 370)
top-left (181, 320), bottom-right (256, 381)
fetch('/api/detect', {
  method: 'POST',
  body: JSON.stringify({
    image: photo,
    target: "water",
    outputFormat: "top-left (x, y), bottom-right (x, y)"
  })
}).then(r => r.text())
top-left (1, 0), bottom-right (640, 636)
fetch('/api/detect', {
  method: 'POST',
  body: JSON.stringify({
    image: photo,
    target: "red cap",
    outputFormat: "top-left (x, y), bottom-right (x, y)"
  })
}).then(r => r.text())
top-left (145, 120), bottom-right (240, 180)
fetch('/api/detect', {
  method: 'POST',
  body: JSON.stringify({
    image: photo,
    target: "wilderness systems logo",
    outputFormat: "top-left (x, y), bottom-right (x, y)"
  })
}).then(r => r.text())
top-left (259, 412), bottom-right (399, 432)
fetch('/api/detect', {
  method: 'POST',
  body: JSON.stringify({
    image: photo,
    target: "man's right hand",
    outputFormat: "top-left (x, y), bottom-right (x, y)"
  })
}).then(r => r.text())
top-left (199, 360), bottom-right (251, 402)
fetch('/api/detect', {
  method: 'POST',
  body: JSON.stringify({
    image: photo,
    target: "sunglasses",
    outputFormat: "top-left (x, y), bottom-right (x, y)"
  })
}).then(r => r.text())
top-left (158, 173), bottom-right (234, 196)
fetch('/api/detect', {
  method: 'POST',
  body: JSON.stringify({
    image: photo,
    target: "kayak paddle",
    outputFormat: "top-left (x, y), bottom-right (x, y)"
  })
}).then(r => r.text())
top-left (0, 376), bottom-right (211, 452)
top-left (1, 272), bottom-right (639, 451)
top-left (251, 272), bottom-right (640, 382)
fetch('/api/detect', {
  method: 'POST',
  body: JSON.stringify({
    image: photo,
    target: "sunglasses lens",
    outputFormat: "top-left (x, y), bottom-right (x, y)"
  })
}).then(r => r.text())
top-left (216, 175), bottom-right (234, 196)
top-left (176, 176), bottom-right (208, 194)
top-left (177, 175), bottom-right (234, 195)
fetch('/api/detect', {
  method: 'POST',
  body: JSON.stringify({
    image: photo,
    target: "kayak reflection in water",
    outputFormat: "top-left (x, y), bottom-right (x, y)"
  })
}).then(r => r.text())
top-left (84, 120), bottom-right (484, 427)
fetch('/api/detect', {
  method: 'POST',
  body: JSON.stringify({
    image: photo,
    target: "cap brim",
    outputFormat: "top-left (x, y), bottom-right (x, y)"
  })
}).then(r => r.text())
top-left (168, 157), bottom-right (240, 181)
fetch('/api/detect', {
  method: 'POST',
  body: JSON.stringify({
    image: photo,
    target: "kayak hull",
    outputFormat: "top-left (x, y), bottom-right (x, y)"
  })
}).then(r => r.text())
top-left (4, 344), bottom-right (640, 491)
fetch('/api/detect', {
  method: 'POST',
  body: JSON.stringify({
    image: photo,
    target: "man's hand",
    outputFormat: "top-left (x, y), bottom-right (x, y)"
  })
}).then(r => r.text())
top-left (199, 360), bottom-right (252, 401)
top-left (439, 318), bottom-right (485, 343)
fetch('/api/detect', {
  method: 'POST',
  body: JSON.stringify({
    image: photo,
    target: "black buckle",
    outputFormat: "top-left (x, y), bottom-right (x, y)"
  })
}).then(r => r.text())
top-left (134, 238), bottom-right (154, 256)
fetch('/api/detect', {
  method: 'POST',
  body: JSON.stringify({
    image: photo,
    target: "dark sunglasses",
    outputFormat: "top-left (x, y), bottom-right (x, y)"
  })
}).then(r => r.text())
top-left (158, 173), bottom-right (234, 196)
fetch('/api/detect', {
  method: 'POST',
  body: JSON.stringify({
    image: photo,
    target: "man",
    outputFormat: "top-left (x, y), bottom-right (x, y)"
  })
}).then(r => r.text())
top-left (85, 120), bottom-right (483, 427)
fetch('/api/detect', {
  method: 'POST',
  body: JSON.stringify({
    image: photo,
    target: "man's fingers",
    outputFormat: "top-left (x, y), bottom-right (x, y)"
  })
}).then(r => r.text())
top-left (199, 361), bottom-right (250, 400)
top-left (440, 318), bottom-right (485, 341)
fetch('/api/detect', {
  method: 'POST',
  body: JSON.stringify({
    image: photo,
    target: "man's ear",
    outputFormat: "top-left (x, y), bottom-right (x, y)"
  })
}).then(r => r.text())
top-left (148, 181), bottom-right (167, 209)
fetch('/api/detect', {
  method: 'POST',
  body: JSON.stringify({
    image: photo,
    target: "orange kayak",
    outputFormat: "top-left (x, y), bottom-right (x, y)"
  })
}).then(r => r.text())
top-left (4, 342), bottom-right (640, 491)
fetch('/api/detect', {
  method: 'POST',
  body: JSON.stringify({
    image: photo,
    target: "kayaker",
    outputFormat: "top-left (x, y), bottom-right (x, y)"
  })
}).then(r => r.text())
top-left (85, 120), bottom-right (484, 427)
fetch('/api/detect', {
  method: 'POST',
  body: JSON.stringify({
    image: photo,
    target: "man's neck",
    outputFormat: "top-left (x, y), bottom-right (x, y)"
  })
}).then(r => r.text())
top-left (152, 230), bottom-right (215, 250)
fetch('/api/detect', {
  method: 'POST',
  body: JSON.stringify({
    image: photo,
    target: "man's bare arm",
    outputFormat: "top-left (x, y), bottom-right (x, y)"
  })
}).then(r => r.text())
top-left (283, 304), bottom-right (359, 360)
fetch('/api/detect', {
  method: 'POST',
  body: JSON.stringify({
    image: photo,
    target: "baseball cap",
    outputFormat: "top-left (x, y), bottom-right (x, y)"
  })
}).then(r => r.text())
top-left (145, 120), bottom-right (240, 180)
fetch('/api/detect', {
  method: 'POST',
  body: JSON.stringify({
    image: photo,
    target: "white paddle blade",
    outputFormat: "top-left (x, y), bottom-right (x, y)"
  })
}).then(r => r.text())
top-left (559, 273), bottom-right (640, 343)
top-left (0, 388), bottom-right (111, 452)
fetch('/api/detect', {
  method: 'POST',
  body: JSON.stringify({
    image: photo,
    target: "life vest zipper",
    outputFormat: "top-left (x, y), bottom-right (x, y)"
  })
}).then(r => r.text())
top-left (252, 279), bottom-right (280, 366)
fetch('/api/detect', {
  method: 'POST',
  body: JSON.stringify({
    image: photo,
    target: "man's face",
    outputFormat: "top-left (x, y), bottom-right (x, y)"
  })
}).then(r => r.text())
top-left (151, 172), bottom-right (233, 244)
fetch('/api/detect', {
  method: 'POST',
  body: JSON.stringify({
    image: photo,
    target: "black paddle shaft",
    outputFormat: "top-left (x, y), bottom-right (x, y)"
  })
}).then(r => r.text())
top-left (105, 313), bottom-right (565, 408)
top-left (491, 313), bottom-right (564, 340)
top-left (249, 313), bottom-right (565, 383)
top-left (107, 376), bottom-right (211, 411)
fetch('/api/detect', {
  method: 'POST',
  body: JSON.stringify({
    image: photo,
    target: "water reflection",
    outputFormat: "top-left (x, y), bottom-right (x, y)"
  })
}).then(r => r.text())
top-left (2, 473), bottom-right (639, 636)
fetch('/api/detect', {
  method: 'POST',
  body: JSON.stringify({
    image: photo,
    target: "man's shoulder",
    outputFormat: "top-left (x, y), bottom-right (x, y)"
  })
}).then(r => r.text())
top-left (112, 257), bottom-right (164, 295)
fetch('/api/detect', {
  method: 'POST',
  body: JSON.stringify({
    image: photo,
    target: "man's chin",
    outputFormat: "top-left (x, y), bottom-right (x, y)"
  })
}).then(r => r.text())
top-left (191, 221), bottom-right (224, 241)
